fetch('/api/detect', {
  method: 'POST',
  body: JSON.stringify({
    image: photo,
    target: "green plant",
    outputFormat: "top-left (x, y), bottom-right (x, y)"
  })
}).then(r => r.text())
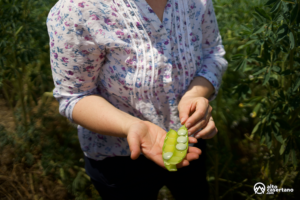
top-left (232, 0), bottom-right (300, 194)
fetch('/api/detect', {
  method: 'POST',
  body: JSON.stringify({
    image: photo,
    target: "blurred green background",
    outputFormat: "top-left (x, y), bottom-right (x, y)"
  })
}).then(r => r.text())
top-left (0, 0), bottom-right (299, 199)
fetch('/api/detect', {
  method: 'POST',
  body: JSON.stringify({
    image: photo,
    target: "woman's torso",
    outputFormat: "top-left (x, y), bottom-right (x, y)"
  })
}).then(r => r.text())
top-left (47, 0), bottom-right (208, 160)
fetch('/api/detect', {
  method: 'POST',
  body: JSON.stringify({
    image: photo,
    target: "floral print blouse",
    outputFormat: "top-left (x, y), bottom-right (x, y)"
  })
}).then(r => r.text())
top-left (46, 0), bottom-right (228, 160)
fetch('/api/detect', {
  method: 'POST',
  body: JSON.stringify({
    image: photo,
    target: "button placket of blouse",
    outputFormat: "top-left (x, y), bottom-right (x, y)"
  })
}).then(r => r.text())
top-left (179, 0), bottom-right (197, 84)
top-left (173, 0), bottom-right (197, 93)
top-left (172, 0), bottom-right (187, 93)
top-left (119, 0), bottom-right (151, 101)
top-left (126, 0), bottom-right (157, 101)
top-left (131, 0), bottom-right (173, 103)
top-left (176, 0), bottom-right (190, 89)
top-left (113, 0), bottom-right (143, 104)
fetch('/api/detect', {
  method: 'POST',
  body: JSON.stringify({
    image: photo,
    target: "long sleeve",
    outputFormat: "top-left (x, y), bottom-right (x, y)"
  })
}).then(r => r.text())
top-left (196, 0), bottom-right (228, 101)
top-left (46, 1), bottom-right (106, 123)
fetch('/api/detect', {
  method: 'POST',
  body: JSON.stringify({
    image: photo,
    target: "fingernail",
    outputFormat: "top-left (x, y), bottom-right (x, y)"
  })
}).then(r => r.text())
top-left (180, 118), bottom-right (184, 123)
top-left (180, 117), bottom-right (185, 124)
top-left (188, 131), bottom-right (192, 136)
top-left (186, 123), bottom-right (191, 128)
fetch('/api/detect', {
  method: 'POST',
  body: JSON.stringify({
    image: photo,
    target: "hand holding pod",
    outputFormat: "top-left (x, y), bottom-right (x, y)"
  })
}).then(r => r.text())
top-left (162, 125), bottom-right (188, 171)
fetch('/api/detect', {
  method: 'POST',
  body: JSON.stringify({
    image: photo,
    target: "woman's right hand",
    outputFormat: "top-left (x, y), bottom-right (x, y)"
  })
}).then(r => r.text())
top-left (127, 121), bottom-right (202, 169)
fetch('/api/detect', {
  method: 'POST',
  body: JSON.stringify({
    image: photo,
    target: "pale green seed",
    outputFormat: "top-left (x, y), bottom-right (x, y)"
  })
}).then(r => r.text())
top-left (178, 129), bottom-right (187, 136)
top-left (163, 152), bottom-right (173, 160)
top-left (176, 143), bottom-right (187, 151)
top-left (177, 136), bottom-right (187, 143)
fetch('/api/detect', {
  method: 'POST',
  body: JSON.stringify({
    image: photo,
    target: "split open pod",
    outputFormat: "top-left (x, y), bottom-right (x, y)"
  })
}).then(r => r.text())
top-left (162, 125), bottom-right (188, 171)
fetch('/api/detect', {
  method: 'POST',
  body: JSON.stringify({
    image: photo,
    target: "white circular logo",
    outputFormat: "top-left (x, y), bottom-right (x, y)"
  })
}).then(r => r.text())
top-left (254, 182), bottom-right (265, 194)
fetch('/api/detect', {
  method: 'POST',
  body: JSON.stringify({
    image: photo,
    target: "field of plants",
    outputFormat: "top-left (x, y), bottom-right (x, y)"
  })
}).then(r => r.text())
top-left (0, 0), bottom-right (299, 199)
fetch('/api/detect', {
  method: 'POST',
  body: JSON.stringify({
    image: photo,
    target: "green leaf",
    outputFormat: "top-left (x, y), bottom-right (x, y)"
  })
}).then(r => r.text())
top-left (291, 148), bottom-right (297, 168)
top-left (253, 103), bottom-right (262, 113)
top-left (294, 77), bottom-right (300, 91)
top-left (266, 131), bottom-right (272, 149)
top-left (272, 66), bottom-right (281, 73)
top-left (269, 78), bottom-right (279, 88)
top-left (252, 122), bottom-right (261, 134)
top-left (265, 0), bottom-right (279, 6)
top-left (15, 26), bottom-right (23, 36)
top-left (274, 13), bottom-right (284, 22)
top-left (234, 59), bottom-right (247, 72)
top-left (283, 104), bottom-right (289, 115)
top-left (253, 12), bottom-right (264, 22)
top-left (270, 1), bottom-right (281, 13)
top-left (280, 140), bottom-right (286, 155)
top-left (263, 68), bottom-right (271, 85)
top-left (290, 3), bottom-right (299, 24)
top-left (238, 40), bottom-right (257, 50)
top-left (253, 68), bottom-right (266, 76)
top-left (272, 124), bottom-right (283, 143)
top-left (276, 119), bottom-right (291, 130)
top-left (283, 140), bottom-right (291, 165)
top-left (260, 134), bottom-right (266, 145)
top-left (252, 57), bottom-right (266, 63)
top-left (240, 24), bottom-right (252, 32)
top-left (289, 32), bottom-right (295, 49)
top-left (231, 54), bottom-right (244, 61)
top-left (254, 7), bottom-right (271, 20)
top-left (252, 24), bottom-right (266, 35)
top-left (277, 24), bottom-right (288, 41)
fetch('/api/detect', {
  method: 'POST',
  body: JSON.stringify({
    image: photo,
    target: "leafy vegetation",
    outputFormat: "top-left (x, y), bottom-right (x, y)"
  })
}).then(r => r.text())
top-left (0, 0), bottom-right (299, 199)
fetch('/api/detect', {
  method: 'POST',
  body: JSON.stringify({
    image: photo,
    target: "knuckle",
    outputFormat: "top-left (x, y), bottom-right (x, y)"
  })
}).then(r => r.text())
top-left (202, 97), bottom-right (209, 104)
top-left (197, 110), bottom-right (205, 118)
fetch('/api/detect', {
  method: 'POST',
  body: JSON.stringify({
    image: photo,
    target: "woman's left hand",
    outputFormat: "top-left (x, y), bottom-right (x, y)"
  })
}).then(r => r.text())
top-left (178, 96), bottom-right (218, 139)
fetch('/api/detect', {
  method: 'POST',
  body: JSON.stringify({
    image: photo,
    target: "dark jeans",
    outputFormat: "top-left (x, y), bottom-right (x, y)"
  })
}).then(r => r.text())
top-left (84, 139), bottom-right (209, 200)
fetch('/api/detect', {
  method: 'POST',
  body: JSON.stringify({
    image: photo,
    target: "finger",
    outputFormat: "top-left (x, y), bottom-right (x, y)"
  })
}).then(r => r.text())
top-left (195, 120), bottom-right (217, 139)
top-left (177, 151), bottom-right (201, 168)
top-left (188, 136), bottom-right (198, 144)
top-left (187, 146), bottom-right (202, 155)
top-left (185, 100), bottom-right (210, 129)
top-left (186, 152), bottom-right (200, 160)
top-left (177, 160), bottom-right (190, 168)
top-left (127, 133), bottom-right (141, 160)
top-left (187, 107), bottom-right (212, 135)
top-left (202, 127), bottom-right (218, 139)
top-left (151, 154), bottom-right (166, 168)
top-left (178, 102), bottom-right (191, 125)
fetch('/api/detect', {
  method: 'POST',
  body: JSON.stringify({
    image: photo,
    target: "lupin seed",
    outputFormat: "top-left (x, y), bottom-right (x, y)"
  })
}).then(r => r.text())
top-left (176, 143), bottom-right (187, 151)
top-left (177, 136), bottom-right (187, 143)
top-left (163, 152), bottom-right (173, 160)
top-left (178, 129), bottom-right (187, 136)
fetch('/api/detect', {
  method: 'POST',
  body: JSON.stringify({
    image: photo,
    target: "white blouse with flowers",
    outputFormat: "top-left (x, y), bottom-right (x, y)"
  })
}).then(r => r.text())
top-left (46, 0), bottom-right (228, 160)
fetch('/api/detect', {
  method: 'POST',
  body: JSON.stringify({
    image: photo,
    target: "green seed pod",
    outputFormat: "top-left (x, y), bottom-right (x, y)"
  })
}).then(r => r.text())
top-left (162, 125), bottom-right (188, 171)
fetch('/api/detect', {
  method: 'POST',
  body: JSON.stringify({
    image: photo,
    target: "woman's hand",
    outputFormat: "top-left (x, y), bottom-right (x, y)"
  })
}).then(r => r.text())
top-left (178, 96), bottom-right (218, 139)
top-left (127, 121), bottom-right (201, 169)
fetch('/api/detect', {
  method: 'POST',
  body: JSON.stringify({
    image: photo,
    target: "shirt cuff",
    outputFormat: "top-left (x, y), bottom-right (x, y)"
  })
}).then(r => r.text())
top-left (195, 69), bottom-right (219, 102)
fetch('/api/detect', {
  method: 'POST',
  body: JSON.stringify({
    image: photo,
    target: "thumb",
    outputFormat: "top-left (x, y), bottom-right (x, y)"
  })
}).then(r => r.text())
top-left (127, 132), bottom-right (141, 160)
top-left (178, 102), bottom-right (191, 125)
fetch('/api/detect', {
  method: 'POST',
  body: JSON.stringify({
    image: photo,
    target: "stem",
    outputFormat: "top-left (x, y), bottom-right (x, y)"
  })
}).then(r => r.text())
top-left (214, 90), bottom-right (222, 200)
top-left (13, 20), bottom-right (28, 131)
top-left (18, 71), bottom-right (28, 131)
top-left (1, 82), bottom-right (18, 128)
top-left (274, 170), bottom-right (289, 199)
top-left (214, 137), bottom-right (219, 200)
